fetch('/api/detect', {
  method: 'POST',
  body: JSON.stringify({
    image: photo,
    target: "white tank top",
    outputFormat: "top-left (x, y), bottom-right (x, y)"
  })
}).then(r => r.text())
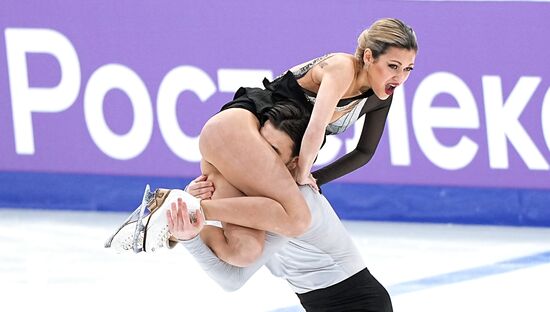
top-left (289, 55), bottom-right (370, 135)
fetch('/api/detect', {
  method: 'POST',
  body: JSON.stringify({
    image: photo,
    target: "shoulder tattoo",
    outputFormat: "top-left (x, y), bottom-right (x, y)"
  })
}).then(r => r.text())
top-left (318, 61), bottom-right (329, 69)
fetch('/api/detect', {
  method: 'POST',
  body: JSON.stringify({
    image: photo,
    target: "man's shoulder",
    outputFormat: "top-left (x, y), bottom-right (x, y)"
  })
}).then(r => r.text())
top-left (298, 185), bottom-right (318, 195)
top-left (298, 185), bottom-right (328, 207)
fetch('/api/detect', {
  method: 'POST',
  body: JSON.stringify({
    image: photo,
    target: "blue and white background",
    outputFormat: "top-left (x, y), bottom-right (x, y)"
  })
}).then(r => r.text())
top-left (1, 1), bottom-right (550, 312)
top-left (1, 0), bottom-right (549, 226)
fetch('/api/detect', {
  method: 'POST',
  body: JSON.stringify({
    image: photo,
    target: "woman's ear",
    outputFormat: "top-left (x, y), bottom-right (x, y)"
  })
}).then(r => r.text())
top-left (286, 156), bottom-right (299, 171)
top-left (363, 48), bottom-right (373, 66)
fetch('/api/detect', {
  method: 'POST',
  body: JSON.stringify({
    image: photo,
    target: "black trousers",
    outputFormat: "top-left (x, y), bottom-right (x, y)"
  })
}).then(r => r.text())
top-left (296, 268), bottom-right (393, 312)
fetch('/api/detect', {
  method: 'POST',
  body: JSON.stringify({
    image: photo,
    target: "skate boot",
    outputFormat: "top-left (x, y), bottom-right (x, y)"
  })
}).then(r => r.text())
top-left (106, 218), bottom-right (144, 253)
top-left (105, 185), bottom-right (202, 253)
top-left (143, 188), bottom-right (202, 252)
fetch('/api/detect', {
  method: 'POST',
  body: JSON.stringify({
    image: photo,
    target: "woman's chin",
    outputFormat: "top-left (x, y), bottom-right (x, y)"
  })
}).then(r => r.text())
top-left (374, 90), bottom-right (390, 100)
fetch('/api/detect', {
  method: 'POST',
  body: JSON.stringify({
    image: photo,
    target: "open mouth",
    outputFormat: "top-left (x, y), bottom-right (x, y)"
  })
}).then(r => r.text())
top-left (385, 83), bottom-right (398, 95)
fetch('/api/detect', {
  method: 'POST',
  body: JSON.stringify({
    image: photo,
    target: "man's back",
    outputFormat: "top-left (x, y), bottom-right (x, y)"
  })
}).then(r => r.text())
top-left (267, 186), bottom-right (365, 293)
top-left (180, 186), bottom-right (365, 294)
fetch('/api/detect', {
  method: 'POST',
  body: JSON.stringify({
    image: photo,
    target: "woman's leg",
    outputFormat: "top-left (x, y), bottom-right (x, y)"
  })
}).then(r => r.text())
top-left (200, 224), bottom-right (264, 267)
top-left (198, 108), bottom-right (310, 237)
top-left (198, 159), bottom-right (265, 267)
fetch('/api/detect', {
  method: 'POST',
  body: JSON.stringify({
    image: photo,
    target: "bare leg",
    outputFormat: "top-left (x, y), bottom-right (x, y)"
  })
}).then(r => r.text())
top-left (200, 224), bottom-right (264, 267)
top-left (199, 158), bottom-right (265, 267)
top-left (198, 108), bottom-right (310, 237)
top-left (180, 107), bottom-right (309, 265)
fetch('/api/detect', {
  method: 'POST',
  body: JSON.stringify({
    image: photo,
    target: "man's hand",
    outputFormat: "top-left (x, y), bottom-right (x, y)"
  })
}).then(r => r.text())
top-left (167, 198), bottom-right (205, 241)
top-left (186, 175), bottom-right (215, 200)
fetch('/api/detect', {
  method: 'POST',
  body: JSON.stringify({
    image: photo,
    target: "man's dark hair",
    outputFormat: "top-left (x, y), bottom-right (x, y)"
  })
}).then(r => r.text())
top-left (260, 101), bottom-right (311, 157)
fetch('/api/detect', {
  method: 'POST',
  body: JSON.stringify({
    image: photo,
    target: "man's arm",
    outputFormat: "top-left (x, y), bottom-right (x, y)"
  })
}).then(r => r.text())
top-left (180, 231), bottom-right (288, 291)
top-left (167, 200), bottom-right (289, 291)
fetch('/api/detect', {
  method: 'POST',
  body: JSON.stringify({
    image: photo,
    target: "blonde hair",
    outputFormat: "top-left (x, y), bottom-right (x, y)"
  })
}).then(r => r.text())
top-left (355, 18), bottom-right (418, 64)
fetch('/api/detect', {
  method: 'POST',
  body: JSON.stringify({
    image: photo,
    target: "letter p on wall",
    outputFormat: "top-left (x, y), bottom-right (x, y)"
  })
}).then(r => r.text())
top-left (5, 28), bottom-right (81, 155)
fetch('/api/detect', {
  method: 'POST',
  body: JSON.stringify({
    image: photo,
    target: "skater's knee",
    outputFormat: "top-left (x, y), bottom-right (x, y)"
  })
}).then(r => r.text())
top-left (229, 242), bottom-right (263, 267)
top-left (224, 229), bottom-right (265, 267)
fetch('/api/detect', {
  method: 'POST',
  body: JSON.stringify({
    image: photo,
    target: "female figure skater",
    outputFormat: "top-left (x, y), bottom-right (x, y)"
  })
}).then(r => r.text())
top-left (196, 17), bottom-right (418, 234)
top-left (109, 18), bottom-right (418, 260)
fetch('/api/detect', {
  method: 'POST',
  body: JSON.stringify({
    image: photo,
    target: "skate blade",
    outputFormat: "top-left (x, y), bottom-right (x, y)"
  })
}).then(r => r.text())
top-left (104, 184), bottom-right (155, 250)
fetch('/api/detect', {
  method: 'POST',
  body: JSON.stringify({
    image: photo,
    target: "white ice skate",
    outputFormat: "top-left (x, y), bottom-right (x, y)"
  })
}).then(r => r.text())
top-left (104, 185), bottom-right (202, 253)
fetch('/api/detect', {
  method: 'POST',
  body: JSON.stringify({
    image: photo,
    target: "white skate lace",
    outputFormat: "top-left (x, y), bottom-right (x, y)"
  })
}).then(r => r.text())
top-left (148, 224), bottom-right (170, 252)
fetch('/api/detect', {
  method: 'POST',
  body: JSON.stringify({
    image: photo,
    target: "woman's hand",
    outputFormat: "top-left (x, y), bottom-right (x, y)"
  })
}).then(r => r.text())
top-left (185, 175), bottom-right (215, 200)
top-left (295, 170), bottom-right (319, 192)
top-left (167, 198), bottom-right (205, 241)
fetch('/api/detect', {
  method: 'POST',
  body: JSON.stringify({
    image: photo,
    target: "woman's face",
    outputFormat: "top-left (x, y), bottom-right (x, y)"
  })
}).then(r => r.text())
top-left (365, 46), bottom-right (416, 100)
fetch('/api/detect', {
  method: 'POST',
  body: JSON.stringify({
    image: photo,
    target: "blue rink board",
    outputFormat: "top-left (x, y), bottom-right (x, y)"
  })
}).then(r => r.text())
top-left (1, 171), bottom-right (549, 227)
